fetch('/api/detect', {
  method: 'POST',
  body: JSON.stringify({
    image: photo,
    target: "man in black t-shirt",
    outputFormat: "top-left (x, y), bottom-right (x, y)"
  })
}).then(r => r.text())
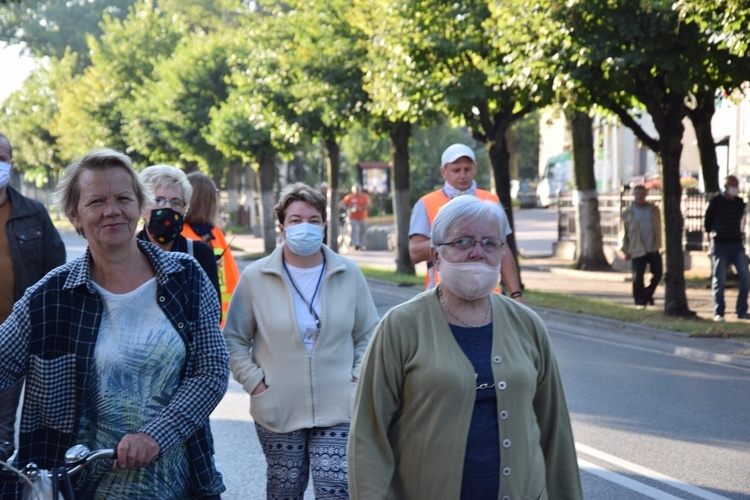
top-left (705, 175), bottom-right (750, 321)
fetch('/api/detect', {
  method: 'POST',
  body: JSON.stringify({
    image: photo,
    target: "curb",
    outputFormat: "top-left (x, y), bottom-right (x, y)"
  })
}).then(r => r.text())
top-left (534, 307), bottom-right (750, 370)
top-left (521, 264), bottom-right (631, 282)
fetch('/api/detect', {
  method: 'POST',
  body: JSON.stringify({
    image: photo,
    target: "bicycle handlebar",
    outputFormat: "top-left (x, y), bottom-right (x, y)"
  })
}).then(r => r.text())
top-left (0, 444), bottom-right (117, 483)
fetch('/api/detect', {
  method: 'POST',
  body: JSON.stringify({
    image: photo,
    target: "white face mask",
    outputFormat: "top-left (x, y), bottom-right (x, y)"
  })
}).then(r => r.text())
top-left (727, 186), bottom-right (740, 197)
top-left (0, 162), bottom-right (10, 189)
top-left (283, 222), bottom-right (324, 256)
top-left (438, 259), bottom-right (501, 301)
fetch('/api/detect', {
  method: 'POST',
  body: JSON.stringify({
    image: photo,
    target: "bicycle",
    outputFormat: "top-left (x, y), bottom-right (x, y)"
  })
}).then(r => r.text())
top-left (0, 444), bottom-right (116, 500)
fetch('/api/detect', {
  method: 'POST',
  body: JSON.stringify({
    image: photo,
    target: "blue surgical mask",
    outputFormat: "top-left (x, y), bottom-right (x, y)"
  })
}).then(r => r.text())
top-left (0, 162), bottom-right (10, 189)
top-left (283, 223), bottom-right (324, 256)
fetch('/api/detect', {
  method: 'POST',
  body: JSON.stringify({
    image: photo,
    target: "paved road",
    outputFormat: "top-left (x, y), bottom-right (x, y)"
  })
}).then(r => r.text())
top-left (209, 280), bottom-right (750, 499)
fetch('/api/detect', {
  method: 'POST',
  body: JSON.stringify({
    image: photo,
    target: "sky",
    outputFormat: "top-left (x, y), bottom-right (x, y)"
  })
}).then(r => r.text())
top-left (0, 43), bottom-right (35, 102)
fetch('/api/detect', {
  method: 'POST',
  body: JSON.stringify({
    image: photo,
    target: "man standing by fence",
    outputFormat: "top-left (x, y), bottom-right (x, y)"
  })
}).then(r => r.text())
top-left (619, 185), bottom-right (663, 309)
top-left (705, 175), bottom-right (750, 321)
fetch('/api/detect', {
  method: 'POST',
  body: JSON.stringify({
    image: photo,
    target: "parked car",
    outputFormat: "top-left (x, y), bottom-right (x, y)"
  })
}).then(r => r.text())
top-left (512, 179), bottom-right (538, 208)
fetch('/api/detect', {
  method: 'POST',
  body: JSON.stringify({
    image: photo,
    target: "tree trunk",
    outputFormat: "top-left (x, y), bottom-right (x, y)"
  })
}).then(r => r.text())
top-left (390, 120), bottom-right (415, 275)
top-left (258, 154), bottom-right (277, 254)
top-left (324, 134), bottom-right (341, 253)
top-left (225, 160), bottom-right (242, 217)
top-left (567, 110), bottom-right (610, 271)
top-left (687, 90), bottom-right (720, 194)
top-left (645, 93), bottom-right (694, 316)
top-left (484, 111), bottom-right (521, 285)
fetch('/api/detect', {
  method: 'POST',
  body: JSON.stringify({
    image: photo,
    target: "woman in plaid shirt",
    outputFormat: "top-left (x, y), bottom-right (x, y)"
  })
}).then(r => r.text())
top-left (0, 148), bottom-right (229, 499)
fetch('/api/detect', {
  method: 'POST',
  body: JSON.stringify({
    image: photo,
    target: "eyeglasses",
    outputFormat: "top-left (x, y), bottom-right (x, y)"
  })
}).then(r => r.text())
top-left (154, 197), bottom-right (186, 210)
top-left (436, 237), bottom-right (505, 254)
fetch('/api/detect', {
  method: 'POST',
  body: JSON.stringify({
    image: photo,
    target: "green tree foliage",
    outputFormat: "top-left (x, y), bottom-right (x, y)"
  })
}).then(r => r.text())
top-left (124, 31), bottom-right (240, 174)
top-left (2, 52), bottom-right (77, 183)
top-left (52, 1), bottom-right (185, 160)
top-left (252, 0), bottom-right (371, 252)
top-left (552, 0), bottom-right (717, 315)
top-left (674, 0), bottom-right (750, 57)
top-left (376, 0), bottom-right (554, 263)
top-left (0, 0), bottom-right (137, 71)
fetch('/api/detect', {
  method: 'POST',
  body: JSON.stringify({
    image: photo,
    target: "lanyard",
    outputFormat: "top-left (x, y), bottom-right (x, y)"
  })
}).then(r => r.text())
top-left (282, 254), bottom-right (326, 329)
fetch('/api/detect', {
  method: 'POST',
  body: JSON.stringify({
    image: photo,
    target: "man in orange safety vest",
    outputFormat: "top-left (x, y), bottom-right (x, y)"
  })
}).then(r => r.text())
top-left (408, 143), bottom-right (523, 300)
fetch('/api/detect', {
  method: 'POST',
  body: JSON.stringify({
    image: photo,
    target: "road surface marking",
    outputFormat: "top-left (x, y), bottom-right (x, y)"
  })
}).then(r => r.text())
top-left (577, 443), bottom-right (731, 500)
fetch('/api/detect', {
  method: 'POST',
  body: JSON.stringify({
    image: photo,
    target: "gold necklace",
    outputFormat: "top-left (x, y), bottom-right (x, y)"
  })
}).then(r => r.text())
top-left (437, 285), bottom-right (491, 328)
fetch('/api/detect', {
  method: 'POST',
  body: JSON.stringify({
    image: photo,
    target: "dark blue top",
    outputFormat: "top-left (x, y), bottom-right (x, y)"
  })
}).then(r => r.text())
top-left (450, 322), bottom-right (499, 500)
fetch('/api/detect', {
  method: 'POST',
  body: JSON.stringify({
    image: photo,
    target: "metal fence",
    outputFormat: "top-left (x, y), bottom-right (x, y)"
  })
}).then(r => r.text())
top-left (556, 190), bottom-right (712, 252)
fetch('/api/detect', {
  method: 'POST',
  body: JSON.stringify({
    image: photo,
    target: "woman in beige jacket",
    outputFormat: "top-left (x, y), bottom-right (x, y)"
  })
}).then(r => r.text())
top-left (223, 183), bottom-right (379, 499)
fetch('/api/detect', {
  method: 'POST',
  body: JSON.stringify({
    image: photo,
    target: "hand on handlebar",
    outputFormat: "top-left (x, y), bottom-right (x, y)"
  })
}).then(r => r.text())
top-left (115, 433), bottom-right (160, 470)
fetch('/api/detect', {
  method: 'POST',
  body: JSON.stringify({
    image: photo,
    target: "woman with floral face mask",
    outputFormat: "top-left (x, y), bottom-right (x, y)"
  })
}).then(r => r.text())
top-left (137, 165), bottom-right (221, 318)
top-left (349, 195), bottom-right (583, 500)
top-left (223, 182), bottom-right (379, 499)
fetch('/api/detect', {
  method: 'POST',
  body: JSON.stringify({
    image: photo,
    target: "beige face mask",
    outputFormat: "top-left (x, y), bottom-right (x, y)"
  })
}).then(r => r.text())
top-left (438, 259), bottom-right (500, 300)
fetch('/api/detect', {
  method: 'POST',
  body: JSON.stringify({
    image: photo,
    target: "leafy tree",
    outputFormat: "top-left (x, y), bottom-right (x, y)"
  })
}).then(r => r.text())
top-left (52, 1), bottom-right (185, 160)
top-left (207, 23), bottom-right (301, 253)
top-left (158, 0), bottom-right (249, 31)
top-left (552, 0), bottom-right (717, 316)
top-left (254, 0), bottom-right (371, 252)
top-left (124, 31), bottom-right (238, 175)
top-left (349, 0), bottom-right (447, 274)
top-left (2, 52), bottom-right (77, 184)
top-left (674, 0), bottom-right (750, 58)
top-left (0, 0), bottom-right (137, 71)
top-left (390, 0), bottom-right (554, 269)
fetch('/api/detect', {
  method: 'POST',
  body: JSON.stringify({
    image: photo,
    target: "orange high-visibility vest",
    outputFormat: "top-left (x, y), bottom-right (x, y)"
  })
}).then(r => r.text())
top-left (421, 189), bottom-right (500, 290)
top-left (182, 224), bottom-right (240, 328)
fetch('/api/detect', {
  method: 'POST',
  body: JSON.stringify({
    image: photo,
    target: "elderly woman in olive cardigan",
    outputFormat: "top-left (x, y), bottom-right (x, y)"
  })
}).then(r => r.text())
top-left (348, 195), bottom-right (582, 500)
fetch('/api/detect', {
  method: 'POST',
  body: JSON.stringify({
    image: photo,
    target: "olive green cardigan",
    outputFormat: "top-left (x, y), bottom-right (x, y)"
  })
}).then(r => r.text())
top-left (348, 289), bottom-right (583, 500)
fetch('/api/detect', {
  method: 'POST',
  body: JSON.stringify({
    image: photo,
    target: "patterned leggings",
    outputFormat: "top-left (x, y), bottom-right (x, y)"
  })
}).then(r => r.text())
top-left (255, 422), bottom-right (350, 500)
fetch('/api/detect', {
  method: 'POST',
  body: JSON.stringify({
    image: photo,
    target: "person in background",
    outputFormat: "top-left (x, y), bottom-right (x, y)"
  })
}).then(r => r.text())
top-left (619, 184), bottom-right (662, 309)
top-left (408, 143), bottom-right (523, 300)
top-left (0, 133), bottom-right (66, 462)
top-left (705, 174), bottom-right (750, 321)
top-left (0, 148), bottom-right (228, 498)
top-left (340, 184), bottom-right (371, 250)
top-left (138, 165), bottom-right (221, 318)
top-left (223, 183), bottom-right (379, 499)
top-left (349, 195), bottom-right (582, 500)
top-left (182, 172), bottom-right (239, 328)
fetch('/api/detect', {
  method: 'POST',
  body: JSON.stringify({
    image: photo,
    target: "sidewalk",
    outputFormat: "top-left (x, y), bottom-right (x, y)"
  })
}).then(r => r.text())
top-left (228, 233), bottom-right (750, 367)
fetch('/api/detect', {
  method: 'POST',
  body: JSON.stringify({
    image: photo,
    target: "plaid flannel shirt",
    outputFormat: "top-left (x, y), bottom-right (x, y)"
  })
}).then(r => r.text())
top-left (0, 239), bottom-right (229, 497)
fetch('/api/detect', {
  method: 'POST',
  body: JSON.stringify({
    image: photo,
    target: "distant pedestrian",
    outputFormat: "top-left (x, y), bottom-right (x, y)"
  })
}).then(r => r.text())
top-left (705, 175), bottom-right (750, 321)
top-left (340, 184), bottom-right (371, 250)
top-left (0, 133), bottom-right (66, 460)
top-left (182, 172), bottom-right (240, 328)
top-left (619, 185), bottom-right (662, 309)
